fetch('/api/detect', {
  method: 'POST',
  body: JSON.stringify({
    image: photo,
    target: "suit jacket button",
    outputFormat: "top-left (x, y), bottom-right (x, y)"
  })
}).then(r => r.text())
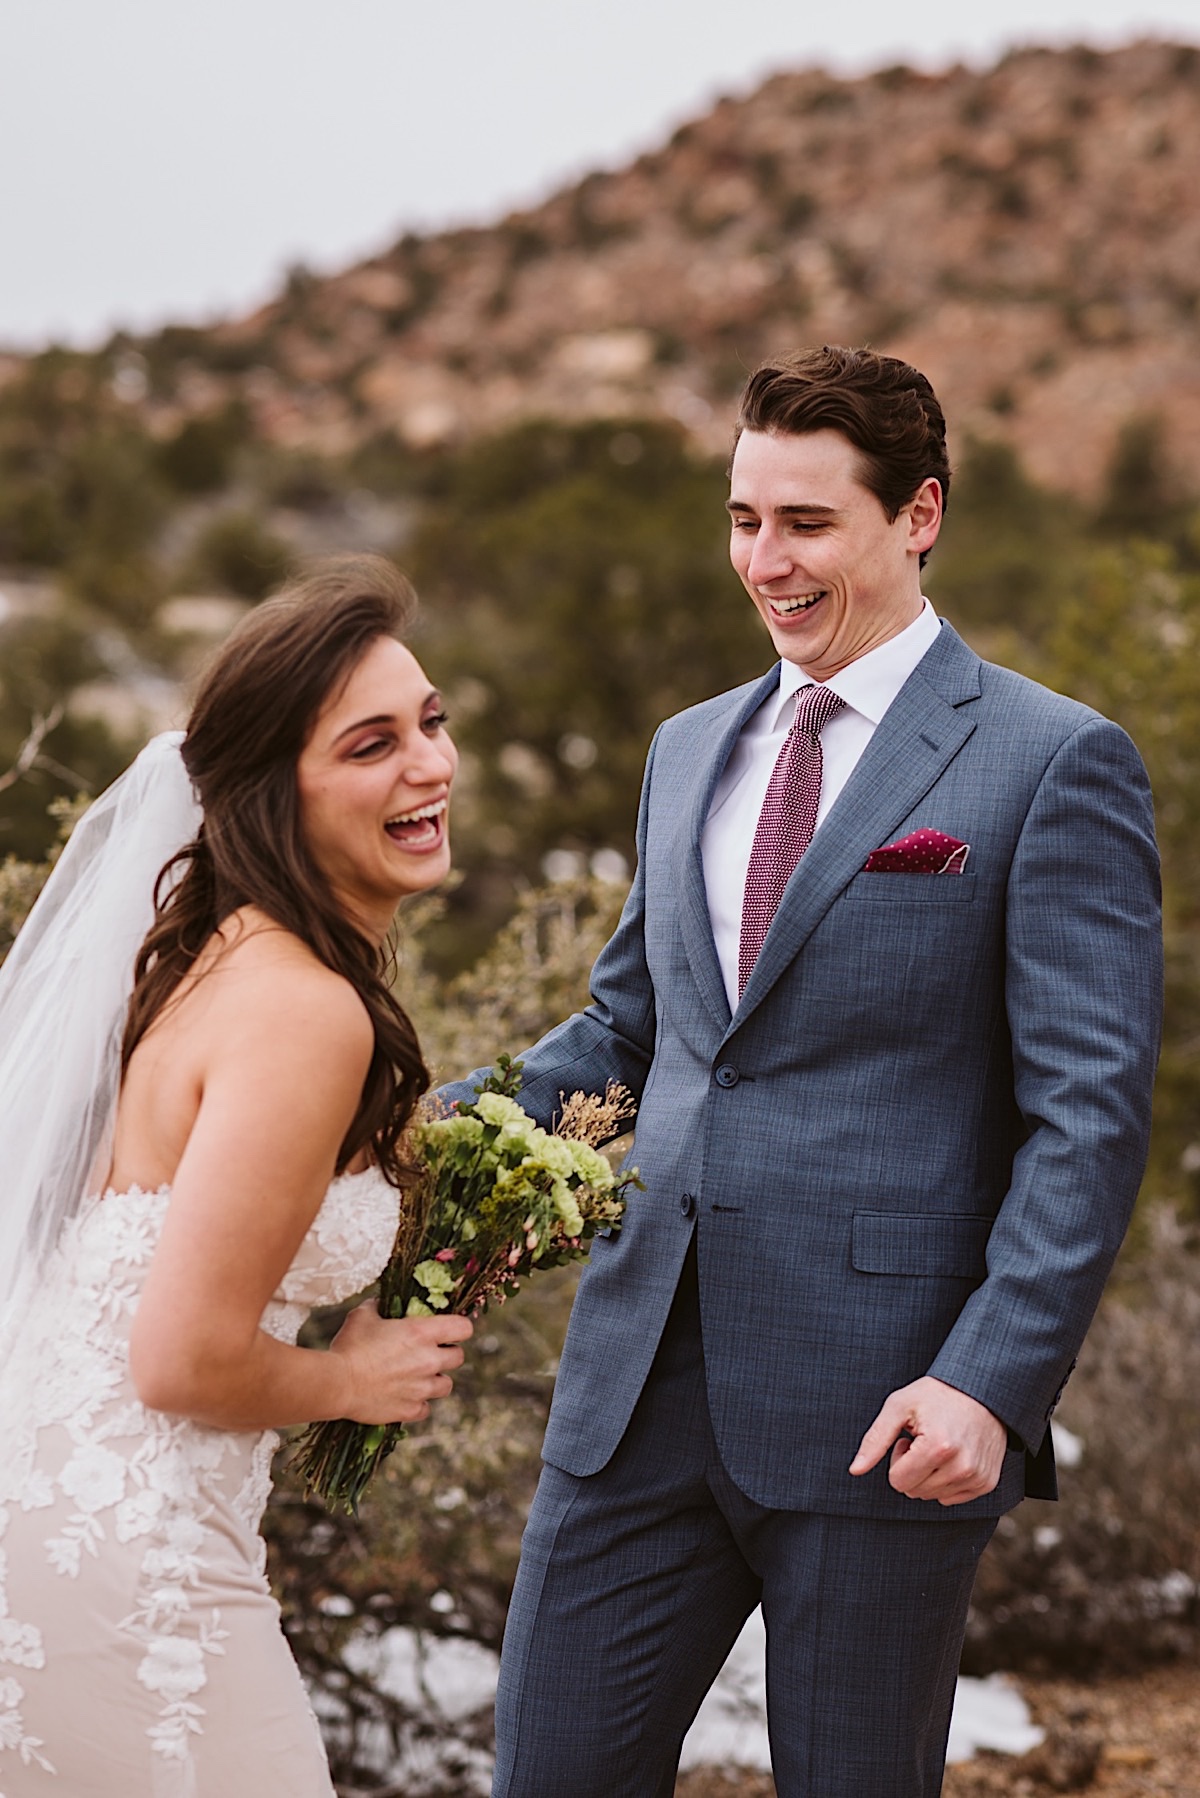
top-left (679, 1193), bottom-right (695, 1217)
top-left (714, 1064), bottom-right (739, 1088)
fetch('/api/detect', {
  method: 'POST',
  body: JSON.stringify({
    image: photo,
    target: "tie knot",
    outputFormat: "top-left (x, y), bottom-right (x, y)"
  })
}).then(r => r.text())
top-left (792, 683), bottom-right (845, 738)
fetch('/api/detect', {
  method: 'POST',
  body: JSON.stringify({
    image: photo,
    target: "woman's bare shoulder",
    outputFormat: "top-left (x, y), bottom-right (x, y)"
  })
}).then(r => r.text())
top-left (195, 908), bottom-right (375, 1066)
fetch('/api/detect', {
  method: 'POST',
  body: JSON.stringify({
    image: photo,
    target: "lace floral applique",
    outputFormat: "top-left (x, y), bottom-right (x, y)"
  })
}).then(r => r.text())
top-left (0, 1171), bottom-right (396, 1788)
top-left (0, 1672), bottom-right (55, 1777)
top-left (0, 1513), bottom-right (53, 1780)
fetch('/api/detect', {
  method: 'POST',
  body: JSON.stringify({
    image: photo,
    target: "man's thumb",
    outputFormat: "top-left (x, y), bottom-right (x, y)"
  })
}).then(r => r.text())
top-left (849, 1392), bottom-right (910, 1476)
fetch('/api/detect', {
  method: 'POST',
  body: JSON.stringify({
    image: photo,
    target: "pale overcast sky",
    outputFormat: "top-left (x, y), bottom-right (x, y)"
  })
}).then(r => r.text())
top-left (2, 0), bottom-right (1196, 349)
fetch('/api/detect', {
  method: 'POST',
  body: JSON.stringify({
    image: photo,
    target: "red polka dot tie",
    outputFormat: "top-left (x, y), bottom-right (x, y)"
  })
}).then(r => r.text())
top-left (738, 683), bottom-right (846, 998)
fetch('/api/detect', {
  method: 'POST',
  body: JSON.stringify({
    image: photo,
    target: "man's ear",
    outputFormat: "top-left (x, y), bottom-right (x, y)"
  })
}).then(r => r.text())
top-left (906, 478), bottom-right (943, 556)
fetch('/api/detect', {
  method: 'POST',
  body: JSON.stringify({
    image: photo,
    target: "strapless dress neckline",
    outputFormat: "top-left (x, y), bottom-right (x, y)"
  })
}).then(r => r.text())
top-left (97, 1163), bottom-right (388, 1205)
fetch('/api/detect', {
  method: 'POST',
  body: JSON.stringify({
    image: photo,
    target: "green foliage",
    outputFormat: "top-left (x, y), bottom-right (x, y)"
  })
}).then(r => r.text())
top-left (0, 611), bottom-right (131, 861)
top-left (926, 437), bottom-right (1089, 639)
top-left (408, 419), bottom-right (770, 952)
top-left (398, 877), bottom-right (628, 1082)
top-left (0, 355), bottom-right (165, 598)
top-left (184, 509), bottom-right (292, 600)
top-left (0, 848), bottom-right (51, 959)
top-left (137, 321), bottom-right (271, 389)
top-left (156, 404), bottom-right (247, 495)
top-left (259, 449), bottom-right (344, 513)
top-left (1094, 413), bottom-right (1198, 557)
top-left (1011, 544), bottom-right (1200, 1208)
top-left (0, 793), bottom-right (89, 956)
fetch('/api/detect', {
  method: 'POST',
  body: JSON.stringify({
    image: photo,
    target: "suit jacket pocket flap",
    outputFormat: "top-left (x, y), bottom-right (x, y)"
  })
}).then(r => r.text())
top-left (852, 1210), bottom-right (992, 1277)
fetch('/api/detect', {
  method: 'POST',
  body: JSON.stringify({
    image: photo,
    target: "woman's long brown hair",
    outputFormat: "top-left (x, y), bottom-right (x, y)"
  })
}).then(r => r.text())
top-left (121, 556), bottom-right (431, 1183)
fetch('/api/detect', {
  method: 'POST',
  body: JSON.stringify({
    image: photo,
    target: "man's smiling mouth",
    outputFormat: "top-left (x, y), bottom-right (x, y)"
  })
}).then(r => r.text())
top-left (770, 592), bottom-right (827, 616)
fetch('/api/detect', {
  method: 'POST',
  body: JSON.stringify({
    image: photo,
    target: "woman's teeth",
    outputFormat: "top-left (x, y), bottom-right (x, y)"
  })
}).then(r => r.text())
top-left (385, 800), bottom-right (446, 844)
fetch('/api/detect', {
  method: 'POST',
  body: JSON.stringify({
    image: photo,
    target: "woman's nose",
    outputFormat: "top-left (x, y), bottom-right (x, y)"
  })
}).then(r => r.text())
top-left (408, 732), bottom-right (457, 785)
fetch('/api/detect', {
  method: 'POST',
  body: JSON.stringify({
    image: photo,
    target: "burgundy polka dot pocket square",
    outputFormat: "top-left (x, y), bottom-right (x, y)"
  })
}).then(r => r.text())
top-left (862, 829), bottom-right (970, 874)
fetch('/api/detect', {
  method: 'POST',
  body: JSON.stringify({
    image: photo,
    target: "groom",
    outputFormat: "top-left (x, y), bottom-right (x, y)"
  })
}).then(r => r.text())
top-left (448, 347), bottom-right (1162, 1795)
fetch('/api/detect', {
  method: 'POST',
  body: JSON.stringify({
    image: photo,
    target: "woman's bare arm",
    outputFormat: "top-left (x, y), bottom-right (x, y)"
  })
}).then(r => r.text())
top-left (128, 941), bottom-right (470, 1429)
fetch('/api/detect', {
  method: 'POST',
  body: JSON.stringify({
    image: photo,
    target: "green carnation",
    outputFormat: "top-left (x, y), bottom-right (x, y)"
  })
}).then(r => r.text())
top-left (474, 1093), bottom-right (528, 1130)
top-left (549, 1180), bottom-right (585, 1238)
top-left (565, 1140), bottom-right (614, 1190)
top-left (529, 1135), bottom-right (577, 1180)
top-left (412, 1258), bottom-right (456, 1309)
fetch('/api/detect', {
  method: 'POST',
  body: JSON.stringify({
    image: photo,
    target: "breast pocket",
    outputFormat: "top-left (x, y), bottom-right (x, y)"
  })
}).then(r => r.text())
top-left (843, 873), bottom-right (977, 904)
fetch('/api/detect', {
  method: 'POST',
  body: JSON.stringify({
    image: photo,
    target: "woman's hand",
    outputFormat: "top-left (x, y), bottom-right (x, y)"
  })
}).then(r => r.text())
top-left (329, 1304), bottom-right (474, 1424)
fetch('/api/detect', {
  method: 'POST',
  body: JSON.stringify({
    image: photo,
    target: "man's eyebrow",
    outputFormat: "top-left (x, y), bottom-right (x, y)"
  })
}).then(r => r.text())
top-left (332, 692), bottom-right (441, 744)
top-left (725, 500), bottom-right (839, 517)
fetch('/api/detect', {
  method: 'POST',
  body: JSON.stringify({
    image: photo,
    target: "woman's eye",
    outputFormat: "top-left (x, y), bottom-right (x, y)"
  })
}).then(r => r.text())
top-left (423, 710), bottom-right (450, 733)
top-left (349, 738), bottom-right (390, 760)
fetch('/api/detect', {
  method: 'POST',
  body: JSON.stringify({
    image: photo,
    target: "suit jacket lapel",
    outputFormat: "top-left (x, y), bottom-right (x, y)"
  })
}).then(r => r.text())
top-left (676, 667), bottom-right (781, 1034)
top-left (729, 624), bottom-right (983, 1037)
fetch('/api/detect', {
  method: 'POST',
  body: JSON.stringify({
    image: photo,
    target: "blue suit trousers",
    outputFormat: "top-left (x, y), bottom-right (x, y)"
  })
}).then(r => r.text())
top-left (492, 1245), bottom-right (995, 1798)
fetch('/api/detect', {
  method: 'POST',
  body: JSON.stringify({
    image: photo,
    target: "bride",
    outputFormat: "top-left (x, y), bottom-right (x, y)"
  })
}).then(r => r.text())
top-left (0, 556), bottom-right (473, 1795)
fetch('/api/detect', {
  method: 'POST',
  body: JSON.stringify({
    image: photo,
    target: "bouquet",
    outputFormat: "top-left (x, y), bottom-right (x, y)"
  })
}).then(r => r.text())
top-left (292, 1057), bottom-right (639, 1513)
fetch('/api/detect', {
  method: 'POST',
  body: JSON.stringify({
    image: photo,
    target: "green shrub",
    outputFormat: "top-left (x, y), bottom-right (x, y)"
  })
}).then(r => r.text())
top-left (156, 406), bottom-right (247, 495)
top-left (185, 510), bottom-right (292, 600)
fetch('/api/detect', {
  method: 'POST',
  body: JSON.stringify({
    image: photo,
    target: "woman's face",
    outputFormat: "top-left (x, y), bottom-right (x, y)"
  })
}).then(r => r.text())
top-left (296, 635), bottom-right (458, 938)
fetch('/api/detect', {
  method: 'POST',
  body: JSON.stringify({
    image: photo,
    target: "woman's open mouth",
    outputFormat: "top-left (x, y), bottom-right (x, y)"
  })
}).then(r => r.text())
top-left (384, 799), bottom-right (447, 852)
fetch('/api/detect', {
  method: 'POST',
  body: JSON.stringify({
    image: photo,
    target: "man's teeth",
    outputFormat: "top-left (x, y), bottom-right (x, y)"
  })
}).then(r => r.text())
top-left (773, 593), bottom-right (825, 616)
top-left (386, 801), bottom-right (446, 826)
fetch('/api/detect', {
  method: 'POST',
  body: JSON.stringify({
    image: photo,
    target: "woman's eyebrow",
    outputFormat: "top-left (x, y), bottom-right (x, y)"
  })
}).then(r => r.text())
top-left (331, 693), bottom-right (442, 745)
top-left (333, 712), bottom-right (390, 742)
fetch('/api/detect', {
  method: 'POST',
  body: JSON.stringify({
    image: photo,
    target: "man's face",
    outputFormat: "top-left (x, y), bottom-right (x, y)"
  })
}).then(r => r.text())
top-left (727, 428), bottom-right (942, 680)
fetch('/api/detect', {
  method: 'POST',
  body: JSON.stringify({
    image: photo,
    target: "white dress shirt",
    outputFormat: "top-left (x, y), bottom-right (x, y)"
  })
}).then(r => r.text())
top-left (702, 600), bottom-right (943, 1011)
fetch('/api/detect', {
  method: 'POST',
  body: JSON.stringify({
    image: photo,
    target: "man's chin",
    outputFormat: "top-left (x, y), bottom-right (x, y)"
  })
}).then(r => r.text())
top-left (770, 628), bottom-right (832, 675)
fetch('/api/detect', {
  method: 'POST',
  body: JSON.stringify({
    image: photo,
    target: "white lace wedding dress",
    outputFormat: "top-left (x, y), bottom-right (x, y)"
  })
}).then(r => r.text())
top-left (0, 1167), bottom-right (398, 1797)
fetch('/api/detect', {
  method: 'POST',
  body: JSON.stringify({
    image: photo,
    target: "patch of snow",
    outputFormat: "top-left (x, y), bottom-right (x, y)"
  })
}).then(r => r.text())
top-left (331, 1611), bottom-right (1044, 1780)
top-left (1051, 1421), bottom-right (1084, 1465)
top-left (343, 1626), bottom-right (499, 1722)
top-left (946, 1674), bottom-right (1044, 1763)
top-left (679, 1607), bottom-right (770, 1770)
top-left (678, 1611), bottom-right (1044, 1772)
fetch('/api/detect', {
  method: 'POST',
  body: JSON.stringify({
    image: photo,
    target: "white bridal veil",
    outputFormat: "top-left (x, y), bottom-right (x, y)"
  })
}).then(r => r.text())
top-left (0, 732), bottom-right (202, 1323)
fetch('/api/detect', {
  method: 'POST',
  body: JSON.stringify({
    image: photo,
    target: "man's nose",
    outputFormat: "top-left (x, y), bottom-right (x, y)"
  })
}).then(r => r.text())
top-left (745, 526), bottom-right (792, 588)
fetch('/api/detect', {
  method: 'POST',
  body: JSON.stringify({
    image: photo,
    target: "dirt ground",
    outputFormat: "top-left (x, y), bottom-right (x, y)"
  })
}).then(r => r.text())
top-left (674, 1662), bottom-right (1200, 1797)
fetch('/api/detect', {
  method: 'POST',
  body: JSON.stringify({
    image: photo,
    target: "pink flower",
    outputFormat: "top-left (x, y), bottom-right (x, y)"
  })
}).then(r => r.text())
top-left (434, 1248), bottom-right (456, 1263)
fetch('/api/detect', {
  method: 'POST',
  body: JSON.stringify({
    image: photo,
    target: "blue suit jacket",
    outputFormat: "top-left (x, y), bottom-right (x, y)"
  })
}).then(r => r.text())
top-left (447, 623), bottom-right (1162, 1519)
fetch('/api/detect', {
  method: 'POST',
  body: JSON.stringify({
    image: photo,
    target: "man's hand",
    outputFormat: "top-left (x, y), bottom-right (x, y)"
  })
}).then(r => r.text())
top-left (849, 1376), bottom-right (1008, 1505)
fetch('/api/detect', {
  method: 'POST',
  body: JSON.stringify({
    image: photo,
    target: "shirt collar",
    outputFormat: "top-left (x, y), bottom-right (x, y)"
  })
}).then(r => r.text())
top-left (771, 599), bottom-right (941, 729)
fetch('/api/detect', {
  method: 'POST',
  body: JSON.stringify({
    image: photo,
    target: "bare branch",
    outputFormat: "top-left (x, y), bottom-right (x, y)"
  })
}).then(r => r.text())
top-left (0, 705), bottom-right (66, 795)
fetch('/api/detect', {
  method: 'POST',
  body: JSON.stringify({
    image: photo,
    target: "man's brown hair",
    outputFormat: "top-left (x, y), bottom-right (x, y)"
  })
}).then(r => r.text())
top-left (735, 346), bottom-right (952, 532)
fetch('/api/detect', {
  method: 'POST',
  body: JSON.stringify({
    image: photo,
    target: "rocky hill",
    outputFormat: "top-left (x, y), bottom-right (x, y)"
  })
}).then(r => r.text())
top-left (4, 37), bottom-right (1200, 498)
